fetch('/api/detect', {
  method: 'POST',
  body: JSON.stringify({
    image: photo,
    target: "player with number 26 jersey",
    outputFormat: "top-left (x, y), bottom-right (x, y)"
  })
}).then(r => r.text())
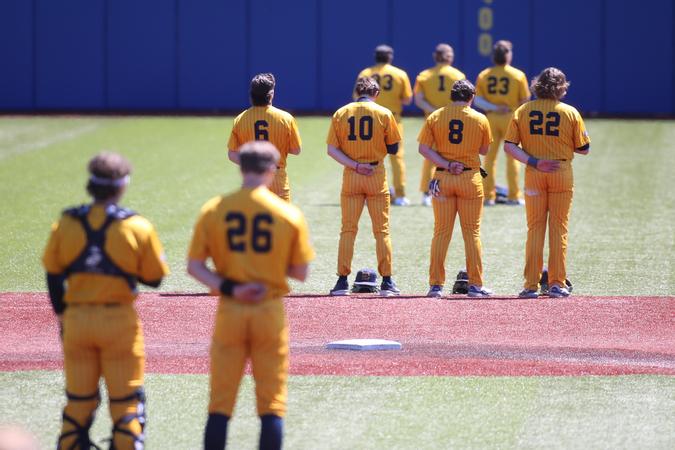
top-left (228, 73), bottom-right (302, 202)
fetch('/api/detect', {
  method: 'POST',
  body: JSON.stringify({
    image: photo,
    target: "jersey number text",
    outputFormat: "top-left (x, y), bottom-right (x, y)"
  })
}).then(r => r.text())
top-left (226, 212), bottom-right (273, 253)
top-left (347, 116), bottom-right (373, 141)
top-left (371, 74), bottom-right (393, 91)
top-left (448, 119), bottom-right (464, 144)
top-left (529, 111), bottom-right (560, 136)
top-left (254, 120), bottom-right (269, 140)
top-left (487, 76), bottom-right (509, 94)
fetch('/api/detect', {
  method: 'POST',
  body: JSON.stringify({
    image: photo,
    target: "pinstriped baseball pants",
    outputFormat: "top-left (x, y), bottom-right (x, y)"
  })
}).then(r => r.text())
top-left (337, 164), bottom-right (392, 276)
top-left (523, 164), bottom-right (574, 290)
top-left (270, 167), bottom-right (291, 202)
top-left (429, 170), bottom-right (484, 287)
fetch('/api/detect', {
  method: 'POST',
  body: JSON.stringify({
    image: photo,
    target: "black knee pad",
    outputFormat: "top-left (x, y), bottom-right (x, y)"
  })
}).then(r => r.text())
top-left (58, 390), bottom-right (101, 450)
top-left (109, 387), bottom-right (146, 450)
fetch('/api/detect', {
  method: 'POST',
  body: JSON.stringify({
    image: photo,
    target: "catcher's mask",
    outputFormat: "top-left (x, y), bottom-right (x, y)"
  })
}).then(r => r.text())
top-left (352, 268), bottom-right (379, 293)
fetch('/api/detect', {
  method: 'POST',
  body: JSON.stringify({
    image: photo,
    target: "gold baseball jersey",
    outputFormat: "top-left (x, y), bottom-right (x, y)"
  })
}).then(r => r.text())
top-left (505, 99), bottom-right (590, 160)
top-left (475, 65), bottom-right (530, 111)
top-left (189, 187), bottom-right (314, 300)
top-left (42, 205), bottom-right (169, 304)
top-left (414, 64), bottom-right (466, 111)
top-left (327, 100), bottom-right (401, 162)
top-left (356, 64), bottom-right (413, 117)
top-left (418, 104), bottom-right (493, 168)
top-left (227, 105), bottom-right (302, 168)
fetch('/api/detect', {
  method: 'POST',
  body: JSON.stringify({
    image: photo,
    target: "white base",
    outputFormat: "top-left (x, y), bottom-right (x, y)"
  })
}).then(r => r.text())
top-left (326, 339), bottom-right (402, 351)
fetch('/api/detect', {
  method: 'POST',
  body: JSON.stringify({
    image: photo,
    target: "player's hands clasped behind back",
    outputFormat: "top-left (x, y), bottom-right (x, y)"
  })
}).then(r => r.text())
top-left (233, 282), bottom-right (267, 303)
top-left (535, 159), bottom-right (561, 173)
top-left (448, 161), bottom-right (465, 175)
top-left (355, 163), bottom-right (375, 176)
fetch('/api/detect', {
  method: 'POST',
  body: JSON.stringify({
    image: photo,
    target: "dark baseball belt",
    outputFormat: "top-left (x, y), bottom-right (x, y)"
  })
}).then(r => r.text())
top-left (436, 166), bottom-right (489, 178)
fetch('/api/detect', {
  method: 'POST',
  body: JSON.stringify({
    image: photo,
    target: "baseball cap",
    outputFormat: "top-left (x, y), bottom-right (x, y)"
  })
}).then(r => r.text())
top-left (354, 268), bottom-right (378, 287)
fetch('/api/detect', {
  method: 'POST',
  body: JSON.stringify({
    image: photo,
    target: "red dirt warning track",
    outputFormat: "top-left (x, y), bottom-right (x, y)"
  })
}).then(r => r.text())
top-left (1, 293), bottom-right (673, 376)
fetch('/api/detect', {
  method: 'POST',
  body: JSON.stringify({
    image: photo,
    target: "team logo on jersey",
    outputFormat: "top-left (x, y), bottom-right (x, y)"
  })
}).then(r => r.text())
top-left (84, 245), bottom-right (103, 268)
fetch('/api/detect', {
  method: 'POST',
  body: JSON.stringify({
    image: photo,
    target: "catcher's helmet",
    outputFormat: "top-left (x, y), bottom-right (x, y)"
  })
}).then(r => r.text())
top-left (352, 268), bottom-right (379, 293)
top-left (451, 270), bottom-right (469, 294)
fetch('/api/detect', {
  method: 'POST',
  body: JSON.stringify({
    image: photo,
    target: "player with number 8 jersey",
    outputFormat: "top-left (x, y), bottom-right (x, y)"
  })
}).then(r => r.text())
top-left (417, 80), bottom-right (493, 298)
top-left (228, 73), bottom-right (302, 202)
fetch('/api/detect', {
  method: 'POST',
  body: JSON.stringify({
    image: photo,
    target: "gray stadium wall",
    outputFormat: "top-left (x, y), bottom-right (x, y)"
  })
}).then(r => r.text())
top-left (0, 0), bottom-right (673, 115)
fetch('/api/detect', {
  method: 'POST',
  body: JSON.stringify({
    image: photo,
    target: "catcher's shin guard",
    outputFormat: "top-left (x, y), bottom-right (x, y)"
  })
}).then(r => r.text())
top-left (108, 388), bottom-right (146, 450)
top-left (58, 390), bottom-right (101, 450)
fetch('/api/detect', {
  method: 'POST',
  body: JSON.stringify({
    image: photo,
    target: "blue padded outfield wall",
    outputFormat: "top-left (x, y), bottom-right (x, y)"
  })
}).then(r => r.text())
top-left (0, 0), bottom-right (673, 114)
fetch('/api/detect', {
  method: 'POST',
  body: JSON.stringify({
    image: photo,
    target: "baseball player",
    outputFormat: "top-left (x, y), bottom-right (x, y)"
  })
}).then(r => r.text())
top-left (228, 73), bottom-right (302, 202)
top-left (418, 80), bottom-right (493, 298)
top-left (187, 141), bottom-right (314, 450)
top-left (503, 67), bottom-right (590, 298)
top-left (42, 152), bottom-right (169, 450)
top-left (474, 40), bottom-right (531, 205)
top-left (414, 43), bottom-right (466, 206)
top-left (355, 45), bottom-right (413, 206)
top-left (327, 77), bottom-right (402, 296)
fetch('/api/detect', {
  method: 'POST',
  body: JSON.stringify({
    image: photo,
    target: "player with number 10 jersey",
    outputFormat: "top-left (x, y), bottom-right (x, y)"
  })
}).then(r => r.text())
top-left (228, 73), bottom-right (302, 202)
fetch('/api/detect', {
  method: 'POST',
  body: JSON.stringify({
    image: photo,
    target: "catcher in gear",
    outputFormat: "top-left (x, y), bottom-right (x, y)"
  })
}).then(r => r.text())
top-left (42, 152), bottom-right (169, 450)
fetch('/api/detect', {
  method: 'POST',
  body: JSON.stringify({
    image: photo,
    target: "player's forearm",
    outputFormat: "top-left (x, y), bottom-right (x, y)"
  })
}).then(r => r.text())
top-left (503, 141), bottom-right (530, 164)
top-left (228, 151), bottom-right (241, 165)
top-left (187, 259), bottom-right (222, 291)
top-left (414, 93), bottom-right (435, 114)
top-left (287, 264), bottom-right (309, 282)
top-left (479, 144), bottom-right (489, 156)
top-left (419, 144), bottom-right (450, 168)
top-left (46, 272), bottom-right (66, 315)
top-left (473, 96), bottom-right (498, 112)
top-left (327, 145), bottom-right (358, 169)
top-left (401, 96), bottom-right (413, 106)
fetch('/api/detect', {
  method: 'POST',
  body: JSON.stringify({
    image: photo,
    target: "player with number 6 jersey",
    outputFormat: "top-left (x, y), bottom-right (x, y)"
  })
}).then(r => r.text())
top-left (418, 80), bottom-right (493, 298)
top-left (355, 45), bottom-right (413, 206)
top-left (414, 44), bottom-right (466, 206)
top-left (503, 67), bottom-right (590, 299)
top-left (327, 76), bottom-right (402, 296)
top-left (475, 40), bottom-right (531, 205)
top-left (228, 73), bottom-right (302, 202)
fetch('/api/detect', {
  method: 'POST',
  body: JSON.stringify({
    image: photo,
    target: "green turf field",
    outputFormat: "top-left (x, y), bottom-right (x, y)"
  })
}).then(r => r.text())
top-left (1, 116), bottom-right (674, 449)
top-left (0, 116), bottom-right (673, 295)
top-left (1, 372), bottom-right (673, 449)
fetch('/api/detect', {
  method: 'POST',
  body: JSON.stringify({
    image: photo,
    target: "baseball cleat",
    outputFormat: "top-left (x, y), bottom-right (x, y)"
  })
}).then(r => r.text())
top-left (467, 285), bottom-right (492, 298)
top-left (505, 199), bottom-right (525, 205)
top-left (518, 289), bottom-right (539, 299)
top-left (329, 277), bottom-right (350, 296)
top-left (392, 196), bottom-right (411, 206)
top-left (483, 199), bottom-right (496, 207)
top-left (427, 285), bottom-right (443, 297)
top-left (548, 285), bottom-right (570, 298)
top-left (421, 193), bottom-right (432, 207)
top-left (379, 278), bottom-right (401, 297)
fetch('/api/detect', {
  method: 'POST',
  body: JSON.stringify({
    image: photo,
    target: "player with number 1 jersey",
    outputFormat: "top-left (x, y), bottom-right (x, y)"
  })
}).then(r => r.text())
top-left (414, 44), bottom-right (466, 206)
top-left (228, 73), bottom-right (302, 202)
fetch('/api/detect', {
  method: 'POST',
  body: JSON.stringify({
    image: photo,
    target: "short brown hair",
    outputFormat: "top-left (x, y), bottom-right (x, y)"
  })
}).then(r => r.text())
top-left (250, 73), bottom-right (275, 106)
top-left (374, 44), bottom-right (393, 63)
top-left (531, 67), bottom-right (569, 100)
top-left (434, 43), bottom-right (454, 63)
top-left (450, 79), bottom-right (475, 102)
top-left (239, 141), bottom-right (280, 174)
top-left (86, 151), bottom-right (132, 201)
top-left (492, 40), bottom-right (512, 65)
top-left (354, 77), bottom-right (380, 97)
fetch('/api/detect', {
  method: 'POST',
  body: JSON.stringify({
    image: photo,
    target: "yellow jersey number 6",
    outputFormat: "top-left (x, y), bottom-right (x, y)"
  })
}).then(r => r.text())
top-left (226, 212), bottom-right (273, 253)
